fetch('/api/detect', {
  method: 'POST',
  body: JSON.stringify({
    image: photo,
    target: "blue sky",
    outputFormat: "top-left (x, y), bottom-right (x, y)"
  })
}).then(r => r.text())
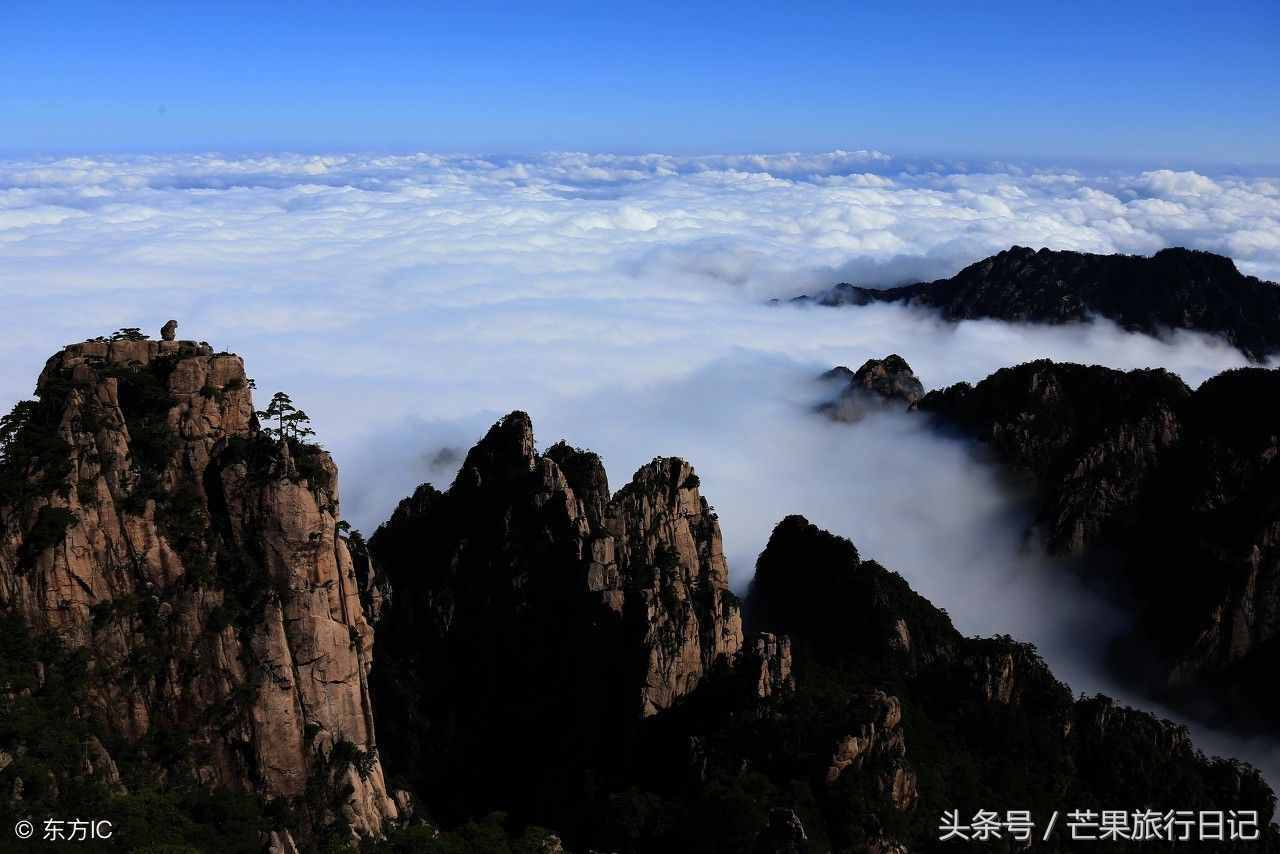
top-left (2, 0), bottom-right (1277, 162)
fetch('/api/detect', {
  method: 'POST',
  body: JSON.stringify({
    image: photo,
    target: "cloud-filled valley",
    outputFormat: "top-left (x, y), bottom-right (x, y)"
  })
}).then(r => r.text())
top-left (4, 150), bottom-right (1280, 782)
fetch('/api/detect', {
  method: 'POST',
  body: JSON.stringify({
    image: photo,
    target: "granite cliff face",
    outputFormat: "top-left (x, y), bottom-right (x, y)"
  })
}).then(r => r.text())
top-left (789, 246), bottom-right (1280, 361)
top-left (919, 361), bottom-right (1280, 732)
top-left (0, 336), bottom-right (396, 848)
top-left (367, 412), bottom-right (765, 832)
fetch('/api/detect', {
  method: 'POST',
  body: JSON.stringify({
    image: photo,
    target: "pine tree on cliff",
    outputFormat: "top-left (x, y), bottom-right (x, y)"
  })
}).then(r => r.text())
top-left (257, 391), bottom-right (316, 442)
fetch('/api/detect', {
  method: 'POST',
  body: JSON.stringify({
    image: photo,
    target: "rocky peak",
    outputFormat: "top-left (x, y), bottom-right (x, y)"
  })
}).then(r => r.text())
top-left (1151, 245), bottom-right (1243, 277)
top-left (606, 455), bottom-right (729, 592)
top-left (0, 334), bottom-right (398, 844)
top-left (452, 410), bottom-right (537, 491)
top-left (819, 354), bottom-right (924, 421)
top-left (741, 632), bottom-right (794, 699)
top-left (746, 515), bottom-right (959, 675)
top-left (820, 365), bottom-right (855, 382)
top-left (852, 355), bottom-right (923, 404)
top-left (823, 689), bottom-right (916, 813)
top-left (545, 440), bottom-right (610, 526)
top-left (368, 411), bottom-right (750, 825)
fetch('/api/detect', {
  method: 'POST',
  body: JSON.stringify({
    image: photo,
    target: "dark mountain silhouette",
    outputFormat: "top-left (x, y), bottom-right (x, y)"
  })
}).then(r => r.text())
top-left (363, 413), bottom-right (1278, 852)
top-left (788, 247), bottom-right (1280, 361)
top-left (917, 360), bottom-right (1280, 735)
top-left (366, 413), bottom-right (756, 832)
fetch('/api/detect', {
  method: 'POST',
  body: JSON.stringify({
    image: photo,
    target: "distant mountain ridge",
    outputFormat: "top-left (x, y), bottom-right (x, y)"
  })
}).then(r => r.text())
top-left (786, 247), bottom-right (1280, 361)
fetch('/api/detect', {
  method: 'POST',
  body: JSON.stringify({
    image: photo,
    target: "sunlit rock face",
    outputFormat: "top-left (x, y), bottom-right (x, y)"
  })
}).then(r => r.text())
top-left (0, 337), bottom-right (397, 841)
top-left (367, 411), bottom-right (757, 820)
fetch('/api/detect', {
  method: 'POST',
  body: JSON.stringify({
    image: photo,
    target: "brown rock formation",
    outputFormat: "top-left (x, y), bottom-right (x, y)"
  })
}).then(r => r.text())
top-left (604, 455), bottom-right (744, 716)
top-left (819, 355), bottom-right (924, 422)
top-left (742, 632), bottom-right (794, 700)
top-left (0, 338), bottom-right (396, 840)
top-left (823, 691), bottom-right (918, 812)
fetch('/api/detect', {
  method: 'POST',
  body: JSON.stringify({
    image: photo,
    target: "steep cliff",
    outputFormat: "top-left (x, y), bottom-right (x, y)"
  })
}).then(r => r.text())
top-left (367, 412), bottom-right (757, 833)
top-left (789, 246), bottom-right (1280, 361)
top-left (0, 335), bottom-right (397, 849)
top-left (919, 361), bottom-right (1280, 732)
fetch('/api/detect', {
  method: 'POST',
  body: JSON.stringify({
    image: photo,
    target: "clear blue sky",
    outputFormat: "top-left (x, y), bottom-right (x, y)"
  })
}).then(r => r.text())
top-left (2, 0), bottom-right (1277, 163)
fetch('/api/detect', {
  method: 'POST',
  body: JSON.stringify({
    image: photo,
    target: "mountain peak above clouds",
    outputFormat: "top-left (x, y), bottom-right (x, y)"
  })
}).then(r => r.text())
top-left (787, 246), bottom-right (1280, 361)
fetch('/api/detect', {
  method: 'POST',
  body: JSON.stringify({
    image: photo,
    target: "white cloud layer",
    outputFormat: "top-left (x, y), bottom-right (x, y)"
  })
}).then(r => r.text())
top-left (2, 150), bottom-right (1278, 778)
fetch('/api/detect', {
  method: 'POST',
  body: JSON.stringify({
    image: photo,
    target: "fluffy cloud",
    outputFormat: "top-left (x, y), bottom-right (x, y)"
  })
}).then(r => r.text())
top-left (1, 148), bottom-right (1275, 538)
top-left (1, 148), bottom-right (1274, 505)
top-left (1133, 169), bottom-right (1223, 199)
top-left (1, 150), bottom-right (1278, 776)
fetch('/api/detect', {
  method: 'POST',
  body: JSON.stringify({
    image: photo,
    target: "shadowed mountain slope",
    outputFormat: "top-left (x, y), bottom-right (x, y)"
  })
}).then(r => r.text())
top-left (918, 360), bottom-right (1280, 733)
top-left (789, 247), bottom-right (1280, 361)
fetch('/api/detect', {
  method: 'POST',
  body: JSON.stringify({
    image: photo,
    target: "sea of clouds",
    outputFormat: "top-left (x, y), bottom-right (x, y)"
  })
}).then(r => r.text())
top-left (2, 150), bottom-right (1278, 777)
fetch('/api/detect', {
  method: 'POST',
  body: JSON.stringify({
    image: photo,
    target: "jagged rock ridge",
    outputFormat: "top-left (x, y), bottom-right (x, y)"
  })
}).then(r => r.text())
top-left (367, 412), bottom-right (784, 833)
top-left (0, 336), bottom-right (397, 848)
top-left (364, 408), bottom-right (1277, 851)
top-left (919, 359), bottom-right (1280, 732)
top-left (788, 246), bottom-right (1280, 361)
